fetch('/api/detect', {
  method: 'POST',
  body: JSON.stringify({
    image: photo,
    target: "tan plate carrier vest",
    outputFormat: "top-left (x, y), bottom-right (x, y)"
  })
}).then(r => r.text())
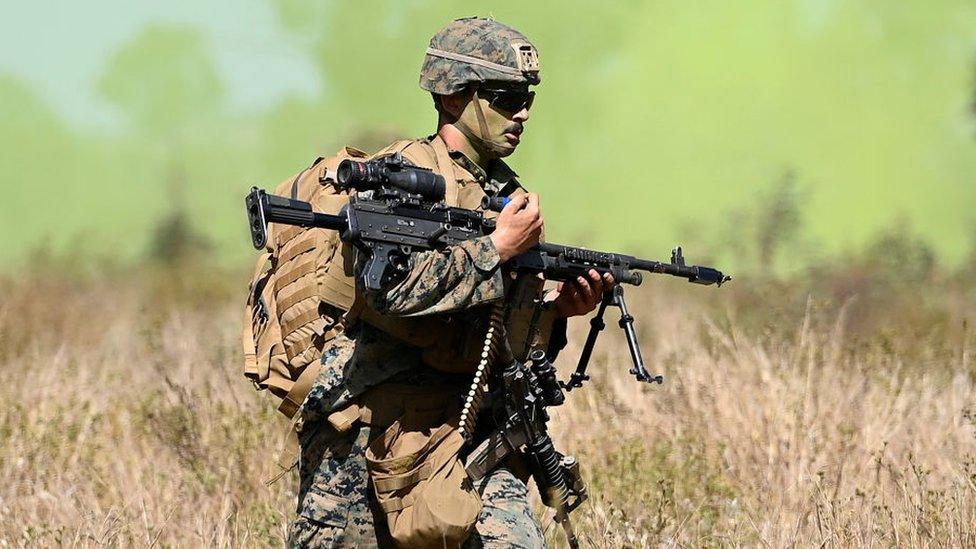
top-left (242, 136), bottom-right (539, 419)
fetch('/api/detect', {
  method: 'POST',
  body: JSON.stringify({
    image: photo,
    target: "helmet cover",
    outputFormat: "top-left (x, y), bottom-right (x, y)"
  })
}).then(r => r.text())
top-left (420, 17), bottom-right (541, 95)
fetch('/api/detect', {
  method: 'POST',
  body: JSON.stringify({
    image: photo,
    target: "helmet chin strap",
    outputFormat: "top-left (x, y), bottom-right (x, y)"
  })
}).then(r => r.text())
top-left (452, 89), bottom-right (510, 157)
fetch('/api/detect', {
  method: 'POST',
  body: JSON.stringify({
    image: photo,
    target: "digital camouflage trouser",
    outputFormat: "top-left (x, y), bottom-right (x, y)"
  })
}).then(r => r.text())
top-left (288, 421), bottom-right (546, 548)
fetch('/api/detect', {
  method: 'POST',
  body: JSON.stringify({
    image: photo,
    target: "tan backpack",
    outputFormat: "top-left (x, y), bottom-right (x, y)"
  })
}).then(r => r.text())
top-left (242, 139), bottom-right (447, 418)
top-left (242, 137), bottom-right (541, 419)
top-left (242, 146), bottom-right (368, 419)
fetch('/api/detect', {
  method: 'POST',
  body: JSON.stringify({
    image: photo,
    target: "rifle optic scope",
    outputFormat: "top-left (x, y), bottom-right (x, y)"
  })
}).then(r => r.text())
top-left (336, 155), bottom-right (446, 202)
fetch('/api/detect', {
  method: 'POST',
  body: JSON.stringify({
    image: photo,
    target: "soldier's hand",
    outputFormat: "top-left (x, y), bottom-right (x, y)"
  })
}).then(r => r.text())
top-left (546, 269), bottom-right (615, 319)
top-left (490, 193), bottom-right (543, 262)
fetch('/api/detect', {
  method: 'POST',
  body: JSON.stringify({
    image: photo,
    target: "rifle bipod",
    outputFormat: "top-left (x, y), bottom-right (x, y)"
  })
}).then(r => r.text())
top-left (563, 284), bottom-right (664, 391)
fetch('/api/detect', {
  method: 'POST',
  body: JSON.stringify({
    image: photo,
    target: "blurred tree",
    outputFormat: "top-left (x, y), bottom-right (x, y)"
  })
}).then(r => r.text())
top-left (719, 170), bottom-right (811, 274)
top-left (96, 24), bottom-right (224, 138)
top-left (267, 0), bottom-right (632, 142)
top-left (863, 219), bottom-right (936, 286)
top-left (270, 0), bottom-right (447, 131)
top-left (95, 24), bottom-right (223, 262)
top-left (756, 170), bottom-right (803, 267)
top-left (147, 163), bottom-right (212, 265)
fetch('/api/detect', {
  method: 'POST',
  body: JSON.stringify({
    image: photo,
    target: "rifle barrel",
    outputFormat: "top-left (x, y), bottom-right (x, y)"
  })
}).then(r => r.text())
top-left (631, 257), bottom-right (727, 286)
top-left (534, 243), bottom-right (728, 287)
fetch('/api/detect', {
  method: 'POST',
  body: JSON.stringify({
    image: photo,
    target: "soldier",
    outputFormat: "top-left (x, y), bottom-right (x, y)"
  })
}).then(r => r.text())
top-left (288, 17), bottom-right (613, 548)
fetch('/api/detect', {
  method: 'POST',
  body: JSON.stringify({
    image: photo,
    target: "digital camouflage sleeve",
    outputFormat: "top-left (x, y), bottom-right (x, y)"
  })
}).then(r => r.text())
top-left (365, 235), bottom-right (505, 317)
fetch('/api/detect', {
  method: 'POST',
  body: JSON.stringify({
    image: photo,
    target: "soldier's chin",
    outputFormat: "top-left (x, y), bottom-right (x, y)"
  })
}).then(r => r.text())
top-left (496, 138), bottom-right (518, 157)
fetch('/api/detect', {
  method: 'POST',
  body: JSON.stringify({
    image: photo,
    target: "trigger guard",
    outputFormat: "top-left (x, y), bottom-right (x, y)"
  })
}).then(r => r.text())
top-left (390, 249), bottom-right (411, 273)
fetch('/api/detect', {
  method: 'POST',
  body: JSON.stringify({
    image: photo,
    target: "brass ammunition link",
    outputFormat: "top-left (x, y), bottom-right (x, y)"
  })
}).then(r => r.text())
top-left (458, 304), bottom-right (504, 442)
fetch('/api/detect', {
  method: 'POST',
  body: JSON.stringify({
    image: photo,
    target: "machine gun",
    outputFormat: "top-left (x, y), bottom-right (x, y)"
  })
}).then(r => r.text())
top-left (246, 154), bottom-right (730, 548)
top-left (246, 153), bottom-right (730, 387)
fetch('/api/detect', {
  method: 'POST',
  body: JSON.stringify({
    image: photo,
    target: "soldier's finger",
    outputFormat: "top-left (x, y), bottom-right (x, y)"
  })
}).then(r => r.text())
top-left (519, 206), bottom-right (540, 224)
top-left (503, 193), bottom-right (529, 214)
top-left (589, 269), bottom-right (605, 295)
top-left (576, 275), bottom-right (595, 303)
top-left (603, 272), bottom-right (615, 287)
top-left (524, 193), bottom-right (540, 216)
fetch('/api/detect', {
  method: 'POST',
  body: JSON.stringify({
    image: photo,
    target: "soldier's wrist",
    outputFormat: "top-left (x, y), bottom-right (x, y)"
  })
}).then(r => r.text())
top-left (463, 235), bottom-right (503, 273)
top-left (489, 233), bottom-right (515, 262)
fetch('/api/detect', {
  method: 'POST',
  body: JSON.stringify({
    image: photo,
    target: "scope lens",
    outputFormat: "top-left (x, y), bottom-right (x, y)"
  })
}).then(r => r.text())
top-left (336, 159), bottom-right (362, 188)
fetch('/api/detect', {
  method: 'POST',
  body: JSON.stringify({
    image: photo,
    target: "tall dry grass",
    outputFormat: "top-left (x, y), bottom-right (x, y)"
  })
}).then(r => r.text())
top-left (1, 253), bottom-right (975, 547)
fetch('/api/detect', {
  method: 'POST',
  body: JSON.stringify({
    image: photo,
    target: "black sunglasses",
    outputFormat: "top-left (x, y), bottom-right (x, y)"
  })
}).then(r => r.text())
top-left (479, 87), bottom-right (535, 113)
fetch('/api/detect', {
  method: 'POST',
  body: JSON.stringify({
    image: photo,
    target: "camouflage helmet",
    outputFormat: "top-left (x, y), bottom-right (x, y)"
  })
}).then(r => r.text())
top-left (420, 17), bottom-right (541, 95)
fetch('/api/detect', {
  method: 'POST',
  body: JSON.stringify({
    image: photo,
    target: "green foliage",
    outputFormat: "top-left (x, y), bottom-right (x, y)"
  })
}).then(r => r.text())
top-left (96, 24), bottom-right (224, 136)
top-left (719, 171), bottom-right (810, 274)
top-left (2, 0), bottom-right (976, 270)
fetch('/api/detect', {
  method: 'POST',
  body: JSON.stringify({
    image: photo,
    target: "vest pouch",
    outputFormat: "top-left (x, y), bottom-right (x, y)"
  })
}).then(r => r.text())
top-left (365, 414), bottom-right (481, 548)
top-left (420, 307), bottom-right (491, 374)
top-left (243, 251), bottom-right (291, 395)
top-left (242, 147), bottom-right (368, 420)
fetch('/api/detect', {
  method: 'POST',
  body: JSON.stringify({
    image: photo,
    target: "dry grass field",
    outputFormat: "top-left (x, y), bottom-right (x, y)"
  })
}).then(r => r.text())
top-left (2, 248), bottom-right (975, 547)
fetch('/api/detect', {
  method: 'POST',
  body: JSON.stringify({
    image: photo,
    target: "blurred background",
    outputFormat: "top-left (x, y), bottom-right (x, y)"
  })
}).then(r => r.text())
top-left (3, 2), bottom-right (976, 546)
top-left (3, 0), bottom-right (974, 272)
